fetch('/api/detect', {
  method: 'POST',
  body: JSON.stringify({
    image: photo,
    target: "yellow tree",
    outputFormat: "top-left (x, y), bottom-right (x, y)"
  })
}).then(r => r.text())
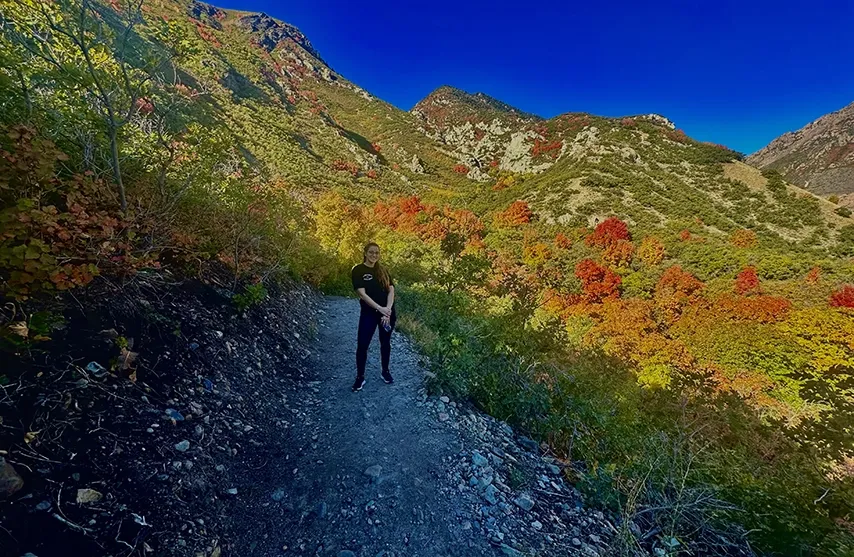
top-left (313, 192), bottom-right (374, 262)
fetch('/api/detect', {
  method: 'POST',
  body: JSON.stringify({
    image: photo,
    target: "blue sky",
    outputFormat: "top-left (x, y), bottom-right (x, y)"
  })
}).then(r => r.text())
top-left (219, 0), bottom-right (854, 154)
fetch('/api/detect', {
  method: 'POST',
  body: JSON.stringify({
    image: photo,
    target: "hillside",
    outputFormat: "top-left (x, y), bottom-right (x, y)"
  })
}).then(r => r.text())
top-left (748, 101), bottom-right (854, 208)
top-left (1, 1), bottom-right (854, 555)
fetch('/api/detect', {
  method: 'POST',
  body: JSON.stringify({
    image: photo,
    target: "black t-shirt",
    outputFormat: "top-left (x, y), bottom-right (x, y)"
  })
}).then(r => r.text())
top-left (352, 263), bottom-right (394, 310)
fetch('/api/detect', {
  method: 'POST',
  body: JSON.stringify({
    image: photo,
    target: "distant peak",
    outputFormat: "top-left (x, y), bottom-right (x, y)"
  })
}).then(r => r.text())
top-left (237, 12), bottom-right (325, 63)
top-left (413, 85), bottom-right (538, 121)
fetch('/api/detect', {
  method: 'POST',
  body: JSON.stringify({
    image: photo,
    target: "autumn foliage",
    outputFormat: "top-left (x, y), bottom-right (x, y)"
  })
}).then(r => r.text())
top-left (531, 138), bottom-right (562, 158)
top-left (637, 236), bottom-right (665, 265)
top-left (585, 217), bottom-right (630, 249)
top-left (575, 259), bottom-right (621, 302)
top-left (830, 285), bottom-right (854, 308)
top-left (657, 266), bottom-right (704, 298)
top-left (554, 232), bottom-right (572, 249)
top-left (805, 266), bottom-right (821, 285)
top-left (734, 266), bottom-right (760, 295)
top-left (729, 229), bottom-right (758, 248)
top-left (331, 159), bottom-right (359, 176)
top-left (495, 201), bottom-right (533, 227)
top-left (0, 127), bottom-right (157, 299)
top-left (602, 239), bottom-right (634, 267)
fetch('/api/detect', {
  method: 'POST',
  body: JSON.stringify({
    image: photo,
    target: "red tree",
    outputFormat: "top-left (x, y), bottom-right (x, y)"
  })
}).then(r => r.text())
top-left (657, 266), bottom-right (704, 298)
top-left (554, 232), bottom-right (572, 249)
top-left (830, 285), bottom-right (854, 308)
top-left (734, 266), bottom-right (760, 295)
top-left (585, 217), bottom-right (630, 249)
top-left (575, 259), bottom-right (621, 302)
top-left (496, 201), bottom-right (533, 227)
top-left (805, 266), bottom-right (821, 285)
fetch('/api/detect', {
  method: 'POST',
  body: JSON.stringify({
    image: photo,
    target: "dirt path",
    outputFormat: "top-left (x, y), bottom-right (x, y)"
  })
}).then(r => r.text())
top-left (229, 297), bottom-right (613, 557)
top-left (230, 296), bottom-right (499, 556)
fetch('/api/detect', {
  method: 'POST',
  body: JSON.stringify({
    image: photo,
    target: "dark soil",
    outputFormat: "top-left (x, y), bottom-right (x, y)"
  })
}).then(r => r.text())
top-left (0, 269), bottom-right (319, 557)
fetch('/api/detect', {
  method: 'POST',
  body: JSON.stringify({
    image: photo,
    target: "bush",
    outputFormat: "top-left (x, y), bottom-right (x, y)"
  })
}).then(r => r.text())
top-left (232, 282), bottom-right (269, 312)
top-left (0, 126), bottom-right (158, 300)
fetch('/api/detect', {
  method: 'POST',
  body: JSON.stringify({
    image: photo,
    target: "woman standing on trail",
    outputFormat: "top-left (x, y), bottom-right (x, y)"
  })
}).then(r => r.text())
top-left (351, 242), bottom-right (396, 392)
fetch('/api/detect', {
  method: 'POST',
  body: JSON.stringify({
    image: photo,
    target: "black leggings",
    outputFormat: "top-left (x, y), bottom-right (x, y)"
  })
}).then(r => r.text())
top-left (356, 308), bottom-right (396, 377)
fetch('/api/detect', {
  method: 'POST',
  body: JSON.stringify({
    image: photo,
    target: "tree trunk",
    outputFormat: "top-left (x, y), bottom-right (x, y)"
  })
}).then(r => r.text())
top-left (15, 69), bottom-right (32, 119)
top-left (108, 123), bottom-right (127, 210)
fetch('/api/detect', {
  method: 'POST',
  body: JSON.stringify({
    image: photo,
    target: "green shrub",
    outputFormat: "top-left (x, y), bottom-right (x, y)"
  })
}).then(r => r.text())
top-left (232, 282), bottom-right (268, 312)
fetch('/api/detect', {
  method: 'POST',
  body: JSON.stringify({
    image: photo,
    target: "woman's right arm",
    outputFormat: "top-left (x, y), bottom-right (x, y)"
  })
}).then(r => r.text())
top-left (357, 288), bottom-right (391, 316)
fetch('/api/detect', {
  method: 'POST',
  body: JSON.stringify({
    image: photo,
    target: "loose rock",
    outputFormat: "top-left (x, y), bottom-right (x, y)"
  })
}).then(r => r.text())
top-left (0, 458), bottom-right (24, 499)
top-left (514, 494), bottom-right (535, 511)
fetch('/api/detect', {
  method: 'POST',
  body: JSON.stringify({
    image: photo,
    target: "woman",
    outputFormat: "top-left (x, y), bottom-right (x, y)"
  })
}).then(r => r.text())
top-left (351, 242), bottom-right (396, 392)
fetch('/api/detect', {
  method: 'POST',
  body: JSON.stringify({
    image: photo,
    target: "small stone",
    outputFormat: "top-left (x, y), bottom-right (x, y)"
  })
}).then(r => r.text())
top-left (215, 465), bottom-right (225, 473)
top-left (500, 544), bottom-right (524, 557)
top-left (471, 450), bottom-right (488, 467)
top-left (440, 396), bottom-right (450, 403)
top-left (514, 494), bottom-right (535, 511)
top-left (531, 520), bottom-right (543, 530)
top-left (517, 436), bottom-right (539, 452)
top-left (438, 412), bottom-right (449, 422)
top-left (364, 465), bottom-right (381, 482)
top-left (339, 552), bottom-right (356, 557)
top-left (315, 501), bottom-right (327, 518)
top-left (146, 428), bottom-right (154, 434)
top-left (215, 330), bottom-right (224, 338)
top-left (165, 408), bottom-right (184, 421)
top-left (0, 458), bottom-right (24, 498)
top-left (174, 440), bottom-right (190, 452)
top-left (572, 538), bottom-right (581, 547)
top-left (469, 476), bottom-right (479, 487)
top-left (35, 500), bottom-right (51, 511)
top-left (483, 484), bottom-right (499, 505)
top-left (225, 488), bottom-right (238, 496)
top-left (548, 464), bottom-right (561, 475)
top-left (76, 488), bottom-right (103, 504)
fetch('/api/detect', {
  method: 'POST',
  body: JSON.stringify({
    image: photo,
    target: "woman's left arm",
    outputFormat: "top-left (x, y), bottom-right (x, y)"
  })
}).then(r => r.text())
top-left (386, 285), bottom-right (395, 311)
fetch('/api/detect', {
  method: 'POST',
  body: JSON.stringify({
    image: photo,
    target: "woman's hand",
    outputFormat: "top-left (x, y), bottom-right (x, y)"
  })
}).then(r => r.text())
top-left (378, 306), bottom-right (392, 318)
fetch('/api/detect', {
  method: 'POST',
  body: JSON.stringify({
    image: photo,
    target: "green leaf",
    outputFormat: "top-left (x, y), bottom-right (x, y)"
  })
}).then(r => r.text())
top-left (25, 243), bottom-right (42, 259)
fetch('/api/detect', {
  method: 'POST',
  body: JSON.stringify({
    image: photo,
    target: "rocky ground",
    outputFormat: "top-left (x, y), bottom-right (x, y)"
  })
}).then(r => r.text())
top-left (0, 279), bottom-right (615, 557)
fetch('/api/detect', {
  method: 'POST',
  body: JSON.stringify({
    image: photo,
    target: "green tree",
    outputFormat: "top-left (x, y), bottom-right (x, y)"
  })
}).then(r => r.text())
top-left (2, 0), bottom-right (157, 209)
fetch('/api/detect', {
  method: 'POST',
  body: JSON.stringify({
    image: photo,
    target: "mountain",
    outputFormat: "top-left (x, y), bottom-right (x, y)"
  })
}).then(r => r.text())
top-left (76, 0), bottom-right (847, 251)
top-left (404, 85), bottom-right (851, 247)
top-left (748, 101), bottom-right (854, 207)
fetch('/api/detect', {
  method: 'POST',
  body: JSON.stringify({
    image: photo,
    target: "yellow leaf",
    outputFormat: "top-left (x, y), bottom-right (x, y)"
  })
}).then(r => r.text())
top-left (24, 430), bottom-right (40, 444)
top-left (8, 321), bottom-right (28, 338)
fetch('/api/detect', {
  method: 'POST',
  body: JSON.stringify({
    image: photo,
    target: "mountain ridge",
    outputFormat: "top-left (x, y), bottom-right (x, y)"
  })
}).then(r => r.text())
top-left (748, 100), bottom-right (854, 205)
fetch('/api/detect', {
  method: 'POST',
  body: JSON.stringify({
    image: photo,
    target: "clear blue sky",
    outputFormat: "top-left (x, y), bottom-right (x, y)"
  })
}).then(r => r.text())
top-left (218, 0), bottom-right (854, 154)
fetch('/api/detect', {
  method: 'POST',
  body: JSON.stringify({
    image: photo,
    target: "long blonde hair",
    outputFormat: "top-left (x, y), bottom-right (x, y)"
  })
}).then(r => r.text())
top-left (363, 242), bottom-right (391, 291)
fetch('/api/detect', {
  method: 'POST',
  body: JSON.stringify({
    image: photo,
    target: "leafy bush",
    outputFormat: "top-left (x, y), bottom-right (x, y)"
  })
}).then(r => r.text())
top-left (232, 282), bottom-right (269, 312)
